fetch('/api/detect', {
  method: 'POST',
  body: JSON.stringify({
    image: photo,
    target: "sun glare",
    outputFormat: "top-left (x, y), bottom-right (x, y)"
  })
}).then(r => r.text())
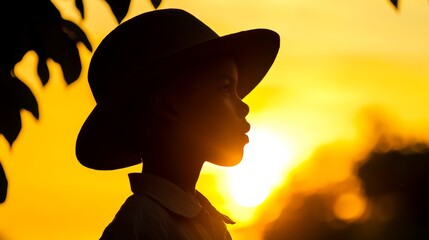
top-left (226, 127), bottom-right (295, 209)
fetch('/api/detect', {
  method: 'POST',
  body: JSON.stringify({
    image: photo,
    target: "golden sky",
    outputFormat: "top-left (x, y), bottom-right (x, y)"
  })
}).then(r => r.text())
top-left (1, 0), bottom-right (429, 239)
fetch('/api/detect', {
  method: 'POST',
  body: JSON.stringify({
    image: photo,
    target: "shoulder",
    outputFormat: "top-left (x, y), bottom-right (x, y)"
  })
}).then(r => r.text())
top-left (100, 194), bottom-right (174, 239)
top-left (119, 194), bottom-right (169, 218)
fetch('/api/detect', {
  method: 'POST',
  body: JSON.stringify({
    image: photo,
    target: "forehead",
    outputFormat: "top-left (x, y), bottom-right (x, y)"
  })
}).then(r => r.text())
top-left (176, 55), bottom-right (238, 87)
top-left (131, 55), bottom-right (238, 105)
top-left (196, 55), bottom-right (237, 76)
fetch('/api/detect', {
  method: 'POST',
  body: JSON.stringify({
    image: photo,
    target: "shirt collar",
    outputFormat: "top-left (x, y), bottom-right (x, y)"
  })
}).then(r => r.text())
top-left (128, 173), bottom-right (235, 224)
top-left (129, 172), bottom-right (201, 218)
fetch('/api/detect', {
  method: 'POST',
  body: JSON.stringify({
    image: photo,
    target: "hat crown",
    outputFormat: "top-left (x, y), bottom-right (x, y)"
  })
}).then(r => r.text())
top-left (88, 9), bottom-right (219, 104)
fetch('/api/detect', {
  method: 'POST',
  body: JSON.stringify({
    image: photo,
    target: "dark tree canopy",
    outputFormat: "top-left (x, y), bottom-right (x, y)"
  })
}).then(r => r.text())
top-left (264, 143), bottom-right (429, 240)
top-left (0, 0), bottom-right (162, 204)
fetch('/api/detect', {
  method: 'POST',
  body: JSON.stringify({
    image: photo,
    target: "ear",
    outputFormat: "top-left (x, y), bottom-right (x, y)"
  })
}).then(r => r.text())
top-left (150, 90), bottom-right (180, 122)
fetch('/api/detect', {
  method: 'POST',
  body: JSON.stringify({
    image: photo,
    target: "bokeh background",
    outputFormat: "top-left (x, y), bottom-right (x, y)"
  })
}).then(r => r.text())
top-left (1, 0), bottom-right (429, 239)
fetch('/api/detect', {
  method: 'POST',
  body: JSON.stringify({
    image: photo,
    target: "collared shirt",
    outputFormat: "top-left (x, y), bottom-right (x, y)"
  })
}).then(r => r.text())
top-left (100, 173), bottom-right (235, 239)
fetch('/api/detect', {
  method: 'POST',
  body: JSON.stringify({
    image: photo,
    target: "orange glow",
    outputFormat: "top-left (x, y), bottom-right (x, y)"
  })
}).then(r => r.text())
top-left (334, 192), bottom-right (367, 221)
top-left (214, 127), bottom-right (297, 225)
top-left (228, 127), bottom-right (293, 208)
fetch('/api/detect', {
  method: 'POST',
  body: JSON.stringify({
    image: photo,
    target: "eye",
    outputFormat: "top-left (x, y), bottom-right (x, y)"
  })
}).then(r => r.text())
top-left (221, 86), bottom-right (231, 96)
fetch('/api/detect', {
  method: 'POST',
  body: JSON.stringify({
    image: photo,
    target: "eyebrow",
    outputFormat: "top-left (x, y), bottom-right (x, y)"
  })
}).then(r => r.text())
top-left (214, 74), bottom-right (237, 85)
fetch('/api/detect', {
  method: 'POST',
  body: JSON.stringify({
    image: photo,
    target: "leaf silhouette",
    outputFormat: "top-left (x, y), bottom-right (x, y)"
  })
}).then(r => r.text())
top-left (0, 161), bottom-right (7, 203)
top-left (1, 2), bottom-right (31, 71)
top-left (75, 0), bottom-right (85, 19)
top-left (62, 19), bottom-right (93, 52)
top-left (21, 0), bottom-right (81, 85)
top-left (105, 0), bottom-right (131, 23)
top-left (390, 0), bottom-right (399, 9)
top-left (36, 23), bottom-right (82, 84)
top-left (37, 56), bottom-right (50, 86)
top-left (0, 99), bottom-right (22, 147)
top-left (0, 0), bottom-right (151, 204)
top-left (0, 74), bottom-right (38, 146)
top-left (15, 76), bottom-right (39, 119)
top-left (30, 34), bottom-right (53, 85)
top-left (151, 0), bottom-right (162, 9)
top-left (22, 2), bottom-right (89, 85)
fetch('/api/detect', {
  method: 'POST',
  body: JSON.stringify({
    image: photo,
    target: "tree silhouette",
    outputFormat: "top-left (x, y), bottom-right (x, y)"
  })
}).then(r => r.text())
top-left (390, 0), bottom-right (399, 9)
top-left (0, 0), bottom-right (162, 204)
top-left (389, 0), bottom-right (429, 10)
top-left (264, 143), bottom-right (429, 240)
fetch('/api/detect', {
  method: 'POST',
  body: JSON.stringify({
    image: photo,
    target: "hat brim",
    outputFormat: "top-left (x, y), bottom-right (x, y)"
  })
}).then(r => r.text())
top-left (76, 28), bottom-right (280, 170)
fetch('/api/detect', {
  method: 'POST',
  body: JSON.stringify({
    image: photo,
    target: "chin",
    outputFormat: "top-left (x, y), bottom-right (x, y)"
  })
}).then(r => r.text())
top-left (209, 149), bottom-right (244, 167)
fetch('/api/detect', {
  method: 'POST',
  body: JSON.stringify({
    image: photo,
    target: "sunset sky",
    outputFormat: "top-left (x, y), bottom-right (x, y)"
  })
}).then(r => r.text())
top-left (1, 0), bottom-right (429, 239)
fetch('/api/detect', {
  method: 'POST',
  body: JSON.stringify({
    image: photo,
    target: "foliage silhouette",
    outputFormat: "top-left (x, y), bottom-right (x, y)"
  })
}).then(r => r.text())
top-left (264, 143), bottom-right (429, 240)
top-left (0, 0), bottom-right (162, 204)
top-left (390, 0), bottom-right (429, 10)
top-left (390, 0), bottom-right (399, 9)
top-left (0, 163), bottom-right (6, 203)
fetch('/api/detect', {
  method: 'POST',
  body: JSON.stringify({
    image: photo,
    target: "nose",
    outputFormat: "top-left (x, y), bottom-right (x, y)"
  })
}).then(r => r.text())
top-left (238, 100), bottom-right (249, 117)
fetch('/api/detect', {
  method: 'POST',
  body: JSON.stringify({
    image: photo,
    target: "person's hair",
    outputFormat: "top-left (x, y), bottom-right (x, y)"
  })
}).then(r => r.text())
top-left (119, 79), bottom-right (164, 161)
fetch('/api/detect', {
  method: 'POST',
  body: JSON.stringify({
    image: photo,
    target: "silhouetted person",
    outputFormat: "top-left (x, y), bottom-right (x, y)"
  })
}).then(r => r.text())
top-left (75, 8), bottom-right (280, 239)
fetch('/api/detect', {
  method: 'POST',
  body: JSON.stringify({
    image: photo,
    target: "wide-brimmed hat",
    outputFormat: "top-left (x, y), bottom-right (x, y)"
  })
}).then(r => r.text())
top-left (76, 8), bottom-right (280, 170)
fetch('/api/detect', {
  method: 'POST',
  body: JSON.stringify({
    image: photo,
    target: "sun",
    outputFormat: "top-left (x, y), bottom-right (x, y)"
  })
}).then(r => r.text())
top-left (223, 126), bottom-right (297, 222)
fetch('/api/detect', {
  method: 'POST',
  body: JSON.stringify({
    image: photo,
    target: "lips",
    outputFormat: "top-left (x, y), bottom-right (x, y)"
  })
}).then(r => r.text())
top-left (242, 133), bottom-right (249, 143)
top-left (241, 121), bottom-right (251, 143)
top-left (243, 121), bottom-right (251, 134)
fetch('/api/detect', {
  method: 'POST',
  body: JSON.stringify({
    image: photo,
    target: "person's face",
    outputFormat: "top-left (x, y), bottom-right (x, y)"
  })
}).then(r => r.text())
top-left (173, 56), bottom-right (250, 166)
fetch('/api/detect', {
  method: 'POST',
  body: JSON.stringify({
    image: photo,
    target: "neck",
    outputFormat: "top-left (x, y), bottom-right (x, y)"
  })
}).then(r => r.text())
top-left (142, 156), bottom-right (204, 196)
top-left (141, 125), bottom-right (205, 196)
